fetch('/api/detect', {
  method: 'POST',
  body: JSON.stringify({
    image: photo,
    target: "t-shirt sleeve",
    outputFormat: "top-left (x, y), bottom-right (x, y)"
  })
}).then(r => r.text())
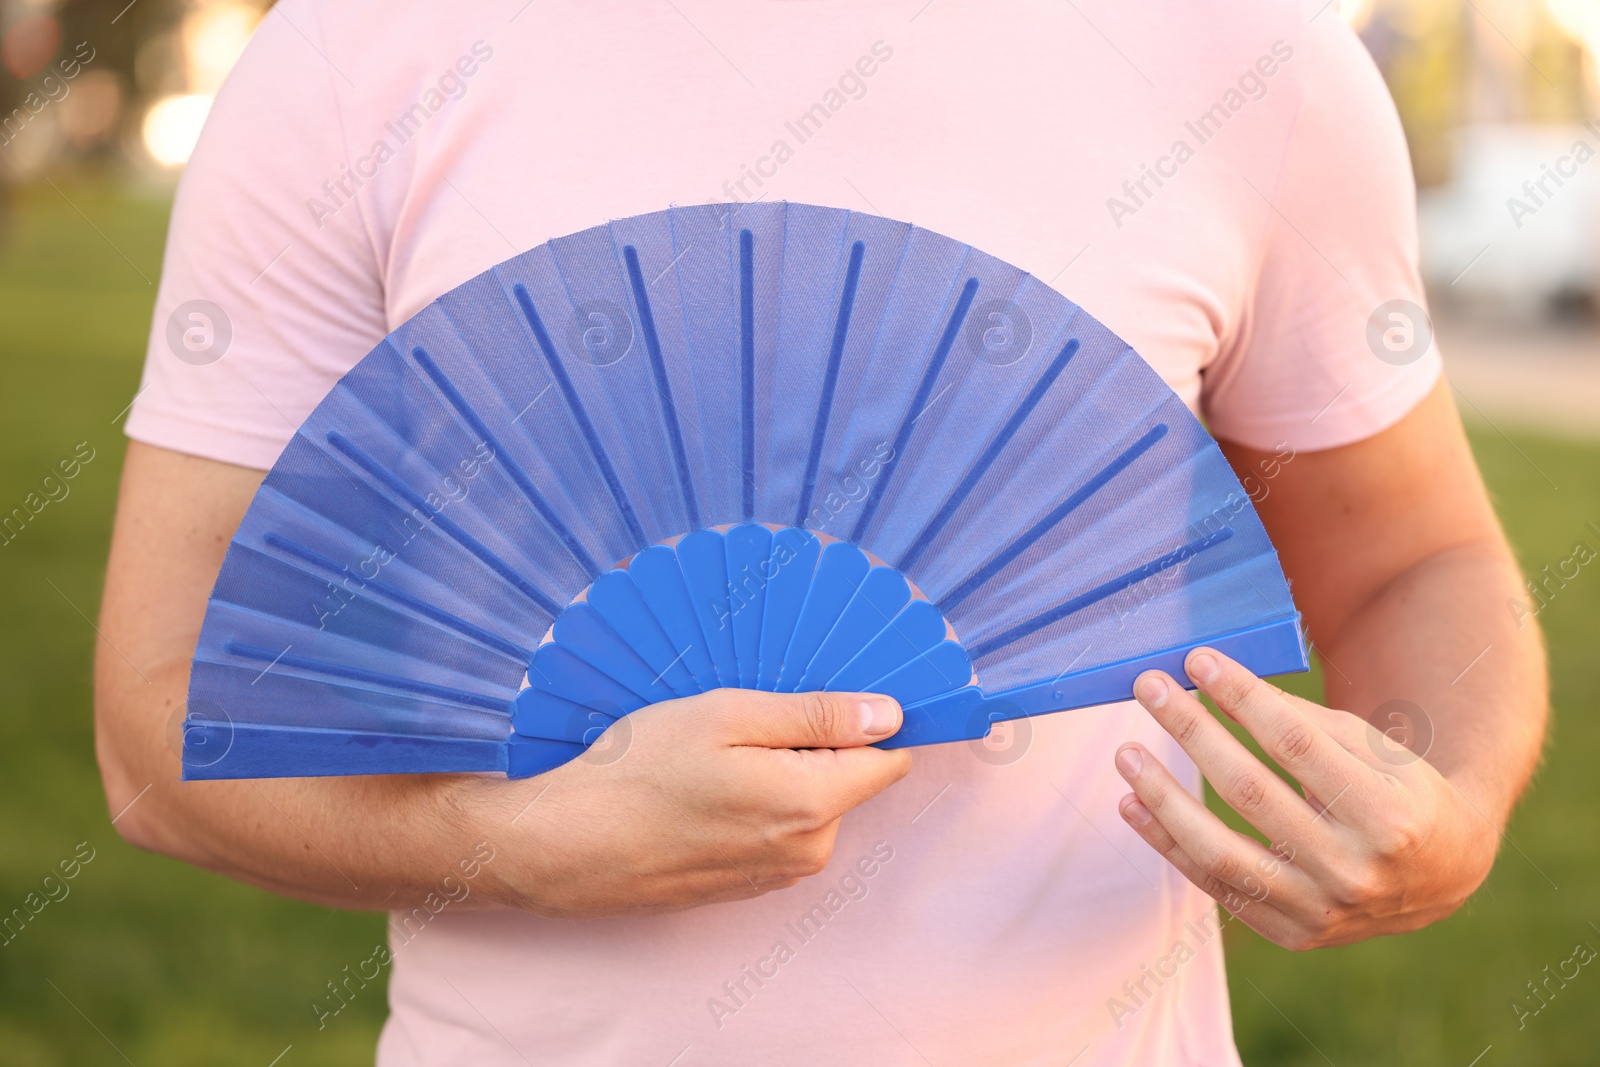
top-left (125, 1), bottom-right (388, 470)
top-left (1201, 22), bottom-right (1442, 453)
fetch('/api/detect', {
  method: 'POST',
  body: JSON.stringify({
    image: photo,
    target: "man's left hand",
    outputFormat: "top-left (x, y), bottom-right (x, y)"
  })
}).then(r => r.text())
top-left (1115, 646), bottom-right (1498, 950)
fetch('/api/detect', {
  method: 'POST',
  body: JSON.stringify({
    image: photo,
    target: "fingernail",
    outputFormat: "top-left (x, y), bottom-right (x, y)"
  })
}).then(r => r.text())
top-left (1122, 795), bottom-right (1153, 825)
top-left (859, 698), bottom-right (899, 738)
top-left (1134, 674), bottom-right (1168, 709)
top-left (1188, 650), bottom-right (1220, 684)
top-left (1116, 746), bottom-right (1143, 778)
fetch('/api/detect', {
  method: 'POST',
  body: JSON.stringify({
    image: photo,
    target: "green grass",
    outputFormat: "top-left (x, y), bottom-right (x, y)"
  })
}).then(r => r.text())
top-left (0, 180), bottom-right (389, 1066)
top-left (0, 178), bottom-right (1595, 1065)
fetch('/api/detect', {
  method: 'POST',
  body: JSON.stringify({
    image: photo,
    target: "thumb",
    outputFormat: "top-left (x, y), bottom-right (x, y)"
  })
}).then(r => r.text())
top-left (708, 689), bottom-right (903, 749)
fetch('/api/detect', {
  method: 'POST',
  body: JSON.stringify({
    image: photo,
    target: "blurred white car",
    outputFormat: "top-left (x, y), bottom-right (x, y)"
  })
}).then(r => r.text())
top-left (1419, 123), bottom-right (1600, 312)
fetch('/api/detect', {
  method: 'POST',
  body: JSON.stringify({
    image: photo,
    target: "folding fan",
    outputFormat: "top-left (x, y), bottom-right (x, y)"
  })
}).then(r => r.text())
top-left (182, 202), bottom-right (1307, 780)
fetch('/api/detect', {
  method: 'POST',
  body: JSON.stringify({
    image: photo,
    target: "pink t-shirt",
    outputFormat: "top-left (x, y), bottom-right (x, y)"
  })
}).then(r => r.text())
top-left (129, 2), bottom-right (1440, 1063)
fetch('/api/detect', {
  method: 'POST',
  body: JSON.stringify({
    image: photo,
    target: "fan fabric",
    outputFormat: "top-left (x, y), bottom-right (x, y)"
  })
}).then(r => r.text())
top-left (183, 202), bottom-right (1305, 780)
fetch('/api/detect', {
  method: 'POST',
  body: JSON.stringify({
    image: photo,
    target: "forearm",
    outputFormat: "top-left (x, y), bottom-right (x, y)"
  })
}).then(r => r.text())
top-left (94, 444), bottom-right (915, 924)
top-left (97, 640), bottom-right (915, 922)
top-left (94, 443), bottom-right (507, 912)
top-left (1315, 540), bottom-right (1547, 828)
top-left (96, 653), bottom-right (497, 912)
top-left (1224, 383), bottom-right (1549, 833)
top-left (1134, 386), bottom-right (1545, 946)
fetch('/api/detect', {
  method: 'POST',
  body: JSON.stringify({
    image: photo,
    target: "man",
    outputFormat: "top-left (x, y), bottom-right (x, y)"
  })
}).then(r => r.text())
top-left (97, 1), bottom-right (1545, 1063)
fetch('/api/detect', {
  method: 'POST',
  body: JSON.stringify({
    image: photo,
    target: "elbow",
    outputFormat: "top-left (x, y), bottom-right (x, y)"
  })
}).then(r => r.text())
top-left (108, 791), bottom-right (162, 853)
top-left (96, 737), bottom-right (164, 853)
top-left (92, 694), bottom-right (175, 856)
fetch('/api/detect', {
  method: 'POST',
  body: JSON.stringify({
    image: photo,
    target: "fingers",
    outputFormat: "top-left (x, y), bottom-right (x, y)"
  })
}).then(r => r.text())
top-left (1116, 742), bottom-right (1312, 900)
top-left (517, 689), bottom-right (910, 919)
top-left (1117, 791), bottom-right (1312, 949)
top-left (1182, 649), bottom-right (1367, 793)
top-left (707, 688), bottom-right (903, 750)
top-left (783, 743), bottom-right (915, 819)
top-left (1165, 648), bottom-right (1381, 820)
top-left (1115, 748), bottom-right (1314, 948)
top-left (1130, 671), bottom-right (1320, 845)
top-left (688, 689), bottom-right (913, 825)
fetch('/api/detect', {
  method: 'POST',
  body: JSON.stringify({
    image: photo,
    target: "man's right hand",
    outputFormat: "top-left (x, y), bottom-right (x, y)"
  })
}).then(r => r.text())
top-left (97, 442), bottom-right (909, 920)
top-left (454, 688), bottom-right (911, 919)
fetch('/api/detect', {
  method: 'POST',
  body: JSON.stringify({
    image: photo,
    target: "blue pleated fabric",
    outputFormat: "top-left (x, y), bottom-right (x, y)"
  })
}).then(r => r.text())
top-left (184, 202), bottom-right (1305, 780)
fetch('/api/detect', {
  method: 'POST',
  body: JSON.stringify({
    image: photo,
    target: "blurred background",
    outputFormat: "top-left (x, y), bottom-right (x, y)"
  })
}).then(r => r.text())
top-left (0, 0), bottom-right (1595, 1064)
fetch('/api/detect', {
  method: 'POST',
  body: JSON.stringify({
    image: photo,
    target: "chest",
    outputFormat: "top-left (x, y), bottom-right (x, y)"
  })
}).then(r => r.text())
top-left (350, 2), bottom-right (1301, 415)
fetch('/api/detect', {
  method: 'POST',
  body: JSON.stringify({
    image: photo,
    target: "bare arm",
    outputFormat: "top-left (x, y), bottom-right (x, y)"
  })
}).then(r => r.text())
top-left (96, 441), bottom-right (912, 917)
top-left (1113, 379), bottom-right (1547, 947)
top-left (1236, 377), bottom-right (1546, 825)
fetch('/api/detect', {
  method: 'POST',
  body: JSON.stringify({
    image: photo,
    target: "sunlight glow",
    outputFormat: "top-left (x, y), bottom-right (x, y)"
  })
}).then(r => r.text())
top-left (141, 93), bottom-right (212, 167)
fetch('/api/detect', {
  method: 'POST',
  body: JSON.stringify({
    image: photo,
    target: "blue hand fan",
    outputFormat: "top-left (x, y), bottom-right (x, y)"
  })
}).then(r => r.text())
top-left (182, 202), bottom-right (1307, 781)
